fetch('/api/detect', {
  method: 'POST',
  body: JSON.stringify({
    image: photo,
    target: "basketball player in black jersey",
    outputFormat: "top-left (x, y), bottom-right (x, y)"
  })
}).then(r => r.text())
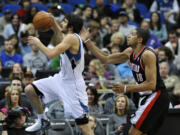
top-left (82, 28), bottom-right (170, 135)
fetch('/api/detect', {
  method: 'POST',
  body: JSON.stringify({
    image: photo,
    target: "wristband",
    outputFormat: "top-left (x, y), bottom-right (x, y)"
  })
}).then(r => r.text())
top-left (84, 38), bottom-right (90, 43)
top-left (124, 85), bottom-right (127, 93)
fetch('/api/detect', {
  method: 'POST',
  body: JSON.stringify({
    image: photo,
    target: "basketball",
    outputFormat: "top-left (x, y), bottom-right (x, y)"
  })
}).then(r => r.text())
top-left (33, 11), bottom-right (54, 32)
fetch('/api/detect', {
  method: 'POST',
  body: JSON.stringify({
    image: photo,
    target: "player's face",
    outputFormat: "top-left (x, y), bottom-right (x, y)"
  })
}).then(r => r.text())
top-left (127, 30), bottom-right (138, 47)
top-left (60, 18), bottom-right (68, 33)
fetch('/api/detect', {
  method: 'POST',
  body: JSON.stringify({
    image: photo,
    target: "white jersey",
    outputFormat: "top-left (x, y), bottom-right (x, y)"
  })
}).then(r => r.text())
top-left (59, 33), bottom-right (84, 81)
top-left (33, 33), bottom-right (88, 119)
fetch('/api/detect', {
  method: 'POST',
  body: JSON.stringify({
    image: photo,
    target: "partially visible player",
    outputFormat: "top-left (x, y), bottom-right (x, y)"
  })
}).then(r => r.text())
top-left (81, 28), bottom-right (170, 135)
top-left (25, 14), bottom-right (92, 135)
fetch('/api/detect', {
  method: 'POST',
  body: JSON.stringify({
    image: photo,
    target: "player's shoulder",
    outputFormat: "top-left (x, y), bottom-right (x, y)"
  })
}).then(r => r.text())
top-left (142, 48), bottom-right (156, 60)
top-left (143, 48), bottom-right (156, 56)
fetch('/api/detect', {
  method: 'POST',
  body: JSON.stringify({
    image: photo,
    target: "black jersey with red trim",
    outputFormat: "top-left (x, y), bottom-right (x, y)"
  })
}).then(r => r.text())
top-left (129, 47), bottom-right (166, 91)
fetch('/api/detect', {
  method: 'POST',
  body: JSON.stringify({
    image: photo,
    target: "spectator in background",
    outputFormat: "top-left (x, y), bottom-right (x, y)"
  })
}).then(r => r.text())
top-left (27, 6), bottom-right (38, 23)
top-left (108, 32), bottom-right (126, 52)
top-left (110, 43), bottom-right (120, 54)
top-left (92, 7), bottom-right (100, 22)
top-left (95, 0), bottom-right (114, 18)
top-left (0, 77), bottom-right (33, 115)
top-left (0, 9), bottom-right (12, 35)
top-left (4, 107), bottom-right (31, 135)
top-left (23, 71), bottom-right (34, 87)
top-left (103, 19), bottom-right (120, 47)
top-left (9, 63), bottom-right (24, 81)
top-left (165, 31), bottom-right (180, 56)
top-left (0, 87), bottom-right (30, 135)
top-left (159, 61), bottom-right (179, 93)
top-left (164, 31), bottom-right (180, 70)
top-left (104, 92), bottom-right (136, 115)
top-left (73, 4), bottom-right (84, 16)
top-left (0, 59), bottom-right (10, 87)
top-left (25, 23), bottom-right (37, 37)
top-left (19, 31), bottom-right (32, 56)
top-left (3, 13), bottom-right (27, 39)
top-left (0, 88), bottom-right (23, 117)
top-left (88, 115), bottom-right (106, 135)
top-left (16, 0), bottom-right (31, 24)
top-left (116, 61), bottom-right (134, 83)
top-left (101, 48), bottom-right (121, 80)
top-left (118, 10), bottom-right (136, 37)
top-left (23, 43), bottom-right (48, 76)
top-left (0, 39), bottom-right (23, 67)
top-left (82, 5), bottom-right (93, 28)
top-left (150, 0), bottom-right (179, 30)
top-left (86, 86), bottom-right (104, 114)
top-left (140, 19), bottom-right (162, 52)
top-left (165, 30), bottom-right (180, 72)
top-left (109, 95), bottom-right (130, 135)
top-left (121, 0), bottom-right (142, 24)
top-left (87, 21), bottom-right (102, 48)
top-left (149, 12), bottom-right (168, 43)
top-left (99, 16), bottom-right (111, 44)
top-left (158, 46), bottom-right (178, 75)
top-left (9, 34), bottom-right (21, 54)
top-left (85, 59), bottom-right (109, 89)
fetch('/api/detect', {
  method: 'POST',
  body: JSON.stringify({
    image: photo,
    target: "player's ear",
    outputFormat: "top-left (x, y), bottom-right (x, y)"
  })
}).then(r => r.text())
top-left (68, 26), bottom-right (73, 33)
top-left (138, 37), bottom-right (143, 44)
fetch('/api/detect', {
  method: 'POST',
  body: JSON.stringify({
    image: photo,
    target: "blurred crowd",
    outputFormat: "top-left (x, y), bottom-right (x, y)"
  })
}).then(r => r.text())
top-left (0, 0), bottom-right (180, 134)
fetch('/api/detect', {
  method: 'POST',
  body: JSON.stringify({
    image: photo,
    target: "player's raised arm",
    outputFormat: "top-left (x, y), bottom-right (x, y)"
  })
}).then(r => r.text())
top-left (86, 40), bottom-right (131, 64)
top-left (50, 14), bottom-right (64, 43)
top-left (81, 27), bottom-right (131, 64)
top-left (27, 34), bottom-right (74, 59)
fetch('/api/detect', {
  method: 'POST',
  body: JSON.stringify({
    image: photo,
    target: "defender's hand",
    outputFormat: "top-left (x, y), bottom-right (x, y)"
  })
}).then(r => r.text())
top-left (80, 27), bottom-right (91, 42)
top-left (112, 84), bottom-right (124, 93)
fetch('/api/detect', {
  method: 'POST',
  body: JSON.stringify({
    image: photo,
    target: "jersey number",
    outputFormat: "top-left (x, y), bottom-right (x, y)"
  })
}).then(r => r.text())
top-left (136, 73), bottom-right (143, 82)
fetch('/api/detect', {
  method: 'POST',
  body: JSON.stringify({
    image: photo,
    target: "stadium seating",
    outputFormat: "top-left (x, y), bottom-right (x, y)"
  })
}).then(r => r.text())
top-left (89, 0), bottom-right (109, 7)
top-left (2, 4), bottom-right (21, 14)
top-left (135, 3), bottom-right (148, 18)
top-left (59, 3), bottom-right (74, 14)
top-left (109, 3), bottom-right (121, 13)
top-left (31, 3), bottom-right (48, 11)
top-left (67, 0), bottom-right (86, 6)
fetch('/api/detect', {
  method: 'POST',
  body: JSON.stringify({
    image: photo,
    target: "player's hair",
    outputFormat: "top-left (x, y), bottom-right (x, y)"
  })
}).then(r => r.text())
top-left (136, 28), bottom-right (150, 45)
top-left (65, 13), bottom-right (83, 34)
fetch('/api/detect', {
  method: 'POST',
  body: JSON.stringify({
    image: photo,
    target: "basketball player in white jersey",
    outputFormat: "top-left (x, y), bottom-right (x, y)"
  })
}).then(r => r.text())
top-left (25, 14), bottom-right (92, 135)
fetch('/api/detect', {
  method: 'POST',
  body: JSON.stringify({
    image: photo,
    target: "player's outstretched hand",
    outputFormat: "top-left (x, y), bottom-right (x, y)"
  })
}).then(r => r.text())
top-left (112, 84), bottom-right (124, 93)
top-left (27, 36), bottom-right (41, 46)
top-left (80, 27), bottom-right (91, 42)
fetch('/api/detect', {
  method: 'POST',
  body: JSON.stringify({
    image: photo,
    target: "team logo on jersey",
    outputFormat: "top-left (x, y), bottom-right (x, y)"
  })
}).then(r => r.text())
top-left (129, 63), bottom-right (140, 72)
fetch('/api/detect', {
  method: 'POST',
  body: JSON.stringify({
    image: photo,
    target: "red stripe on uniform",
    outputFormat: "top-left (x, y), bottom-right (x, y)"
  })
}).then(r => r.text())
top-left (135, 90), bottom-right (161, 129)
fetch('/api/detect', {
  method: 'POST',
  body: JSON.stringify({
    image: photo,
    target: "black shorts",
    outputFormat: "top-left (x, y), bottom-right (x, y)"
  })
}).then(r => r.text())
top-left (130, 90), bottom-right (170, 135)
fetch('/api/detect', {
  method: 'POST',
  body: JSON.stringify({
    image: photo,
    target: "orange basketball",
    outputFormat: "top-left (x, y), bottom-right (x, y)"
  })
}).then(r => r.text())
top-left (33, 11), bottom-right (54, 32)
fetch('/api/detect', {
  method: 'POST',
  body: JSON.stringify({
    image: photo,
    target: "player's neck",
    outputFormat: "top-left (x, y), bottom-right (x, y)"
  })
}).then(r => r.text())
top-left (134, 44), bottom-right (145, 55)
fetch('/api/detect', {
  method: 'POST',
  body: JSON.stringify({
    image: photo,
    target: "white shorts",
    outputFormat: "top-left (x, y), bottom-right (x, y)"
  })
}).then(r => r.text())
top-left (33, 73), bottom-right (88, 119)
